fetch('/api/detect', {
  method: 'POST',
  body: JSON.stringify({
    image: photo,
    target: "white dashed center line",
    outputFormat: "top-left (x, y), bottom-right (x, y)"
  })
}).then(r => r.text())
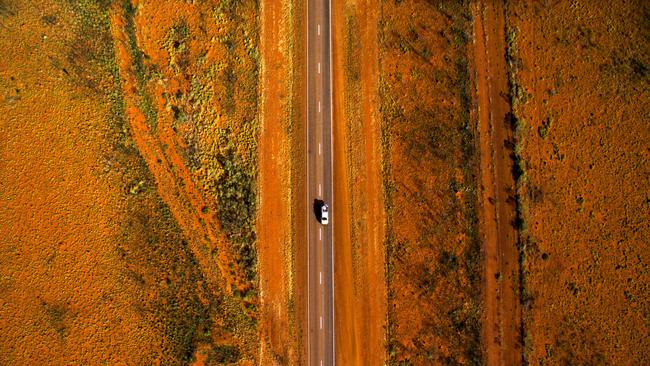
top-left (318, 100), bottom-right (321, 113)
top-left (319, 227), bottom-right (322, 241)
top-left (319, 143), bottom-right (322, 155)
top-left (319, 183), bottom-right (322, 196)
top-left (320, 271), bottom-right (322, 284)
top-left (318, 24), bottom-right (320, 36)
top-left (320, 316), bottom-right (323, 329)
top-left (318, 62), bottom-right (321, 74)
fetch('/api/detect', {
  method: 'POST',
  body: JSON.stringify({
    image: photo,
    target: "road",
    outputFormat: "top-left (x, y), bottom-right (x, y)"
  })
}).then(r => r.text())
top-left (306, 0), bottom-right (335, 364)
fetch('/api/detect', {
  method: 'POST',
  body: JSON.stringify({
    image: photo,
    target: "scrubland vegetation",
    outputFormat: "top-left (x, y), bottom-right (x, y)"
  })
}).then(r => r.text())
top-left (376, 1), bottom-right (483, 364)
top-left (0, 0), bottom-right (263, 363)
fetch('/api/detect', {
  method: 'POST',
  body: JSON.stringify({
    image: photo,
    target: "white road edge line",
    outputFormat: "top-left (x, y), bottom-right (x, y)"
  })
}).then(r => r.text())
top-left (328, 0), bottom-right (336, 363)
top-left (305, 1), bottom-right (310, 365)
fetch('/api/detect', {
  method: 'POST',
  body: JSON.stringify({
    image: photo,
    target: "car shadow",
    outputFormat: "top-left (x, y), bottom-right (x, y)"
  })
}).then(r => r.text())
top-left (313, 199), bottom-right (324, 221)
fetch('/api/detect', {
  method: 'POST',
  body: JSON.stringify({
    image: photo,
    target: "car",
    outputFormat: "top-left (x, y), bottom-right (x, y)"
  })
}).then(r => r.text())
top-left (321, 203), bottom-right (329, 225)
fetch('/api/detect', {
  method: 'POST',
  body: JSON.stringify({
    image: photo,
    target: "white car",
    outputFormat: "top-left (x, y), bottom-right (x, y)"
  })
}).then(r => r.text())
top-left (321, 203), bottom-right (329, 225)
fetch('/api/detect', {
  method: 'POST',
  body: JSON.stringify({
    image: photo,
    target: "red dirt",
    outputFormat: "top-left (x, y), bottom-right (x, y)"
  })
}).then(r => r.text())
top-left (379, 2), bottom-right (482, 364)
top-left (2, 0), bottom-right (263, 363)
top-left (471, 1), bottom-right (522, 364)
top-left (506, 1), bottom-right (650, 364)
top-left (4, 0), bottom-right (647, 364)
top-left (0, 7), bottom-right (160, 362)
top-left (332, 0), bottom-right (386, 364)
top-left (110, 0), bottom-right (236, 293)
top-left (108, 0), bottom-right (263, 358)
top-left (331, 0), bottom-right (355, 361)
top-left (355, 3), bottom-right (387, 363)
top-left (0, 1), bottom-right (212, 363)
top-left (258, 0), bottom-right (301, 363)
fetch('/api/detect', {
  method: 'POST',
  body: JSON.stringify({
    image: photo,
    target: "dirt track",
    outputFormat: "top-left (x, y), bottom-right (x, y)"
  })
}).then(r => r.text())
top-left (472, 1), bottom-right (521, 364)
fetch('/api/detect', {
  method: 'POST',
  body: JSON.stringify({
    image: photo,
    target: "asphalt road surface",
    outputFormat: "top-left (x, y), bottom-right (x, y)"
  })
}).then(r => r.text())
top-left (306, 0), bottom-right (334, 364)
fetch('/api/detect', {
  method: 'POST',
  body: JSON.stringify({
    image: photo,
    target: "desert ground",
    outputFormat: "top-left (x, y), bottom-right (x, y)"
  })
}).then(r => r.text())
top-left (335, 0), bottom-right (648, 365)
top-left (1, 0), bottom-right (647, 365)
top-left (1, 0), bottom-right (303, 364)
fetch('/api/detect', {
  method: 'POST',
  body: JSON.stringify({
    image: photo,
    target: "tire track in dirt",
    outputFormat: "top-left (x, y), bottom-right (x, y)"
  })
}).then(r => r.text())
top-left (471, 1), bottom-right (522, 364)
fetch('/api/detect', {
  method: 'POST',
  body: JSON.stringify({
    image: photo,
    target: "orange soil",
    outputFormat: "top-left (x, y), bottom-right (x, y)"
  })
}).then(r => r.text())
top-left (506, 1), bottom-right (649, 364)
top-left (332, 0), bottom-right (386, 364)
top-left (0, 4), bottom-right (162, 363)
top-left (1, 0), bottom-right (264, 363)
top-left (110, 0), bottom-right (237, 296)
top-left (107, 0), bottom-right (262, 358)
top-left (472, 1), bottom-right (521, 364)
top-left (291, 0), bottom-right (308, 363)
top-left (354, 2), bottom-right (386, 363)
top-left (0, 1), bottom-right (217, 363)
top-left (258, 0), bottom-right (300, 363)
top-left (379, 1), bottom-right (482, 364)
